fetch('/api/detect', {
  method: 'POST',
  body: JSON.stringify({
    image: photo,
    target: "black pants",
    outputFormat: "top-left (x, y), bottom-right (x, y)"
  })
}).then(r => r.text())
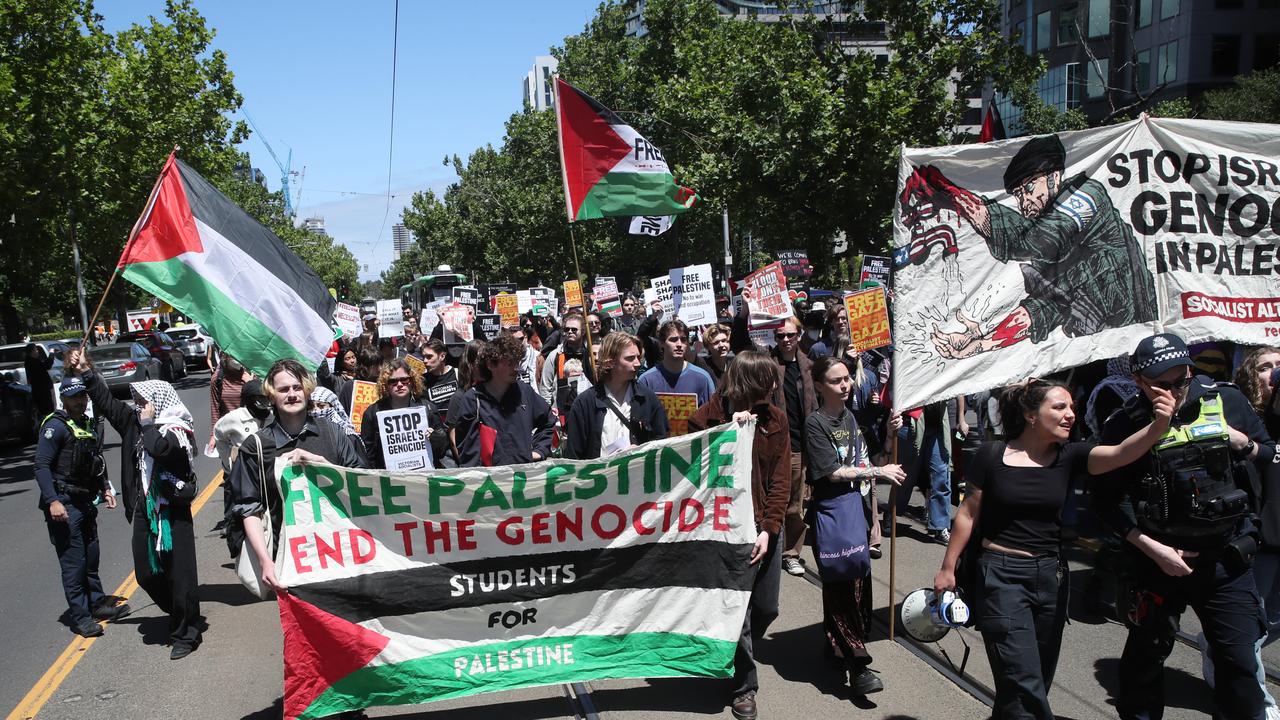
top-left (975, 552), bottom-right (1067, 720)
top-left (132, 501), bottom-right (202, 648)
top-left (1118, 547), bottom-right (1265, 720)
top-left (46, 499), bottom-right (105, 624)
top-left (733, 532), bottom-right (782, 696)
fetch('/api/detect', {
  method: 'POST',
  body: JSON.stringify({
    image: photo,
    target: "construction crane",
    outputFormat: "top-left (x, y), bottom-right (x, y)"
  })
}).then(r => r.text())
top-left (242, 110), bottom-right (303, 218)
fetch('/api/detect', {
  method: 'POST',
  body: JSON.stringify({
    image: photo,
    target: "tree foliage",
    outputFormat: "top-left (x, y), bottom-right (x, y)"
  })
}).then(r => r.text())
top-left (1202, 67), bottom-right (1280, 124)
top-left (388, 0), bottom-right (1040, 290)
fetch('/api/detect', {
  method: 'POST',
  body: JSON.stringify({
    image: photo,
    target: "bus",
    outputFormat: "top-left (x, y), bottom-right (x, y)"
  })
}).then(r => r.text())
top-left (400, 265), bottom-right (468, 316)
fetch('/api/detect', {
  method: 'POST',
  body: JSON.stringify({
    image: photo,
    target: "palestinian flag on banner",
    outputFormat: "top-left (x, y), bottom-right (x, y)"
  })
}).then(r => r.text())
top-left (117, 152), bottom-right (336, 376)
top-left (555, 78), bottom-right (697, 222)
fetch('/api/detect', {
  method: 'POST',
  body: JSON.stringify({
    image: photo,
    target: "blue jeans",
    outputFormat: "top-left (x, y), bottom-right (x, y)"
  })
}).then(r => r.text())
top-left (45, 499), bottom-right (105, 624)
top-left (895, 426), bottom-right (951, 532)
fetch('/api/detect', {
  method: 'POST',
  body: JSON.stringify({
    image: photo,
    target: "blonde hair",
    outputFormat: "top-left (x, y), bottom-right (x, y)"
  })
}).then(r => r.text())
top-left (264, 359), bottom-right (318, 408)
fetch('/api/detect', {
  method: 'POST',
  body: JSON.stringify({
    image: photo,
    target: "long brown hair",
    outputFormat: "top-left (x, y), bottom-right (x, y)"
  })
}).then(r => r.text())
top-left (1235, 346), bottom-right (1280, 414)
top-left (597, 332), bottom-right (642, 383)
top-left (721, 351), bottom-right (777, 413)
top-left (999, 378), bottom-right (1071, 439)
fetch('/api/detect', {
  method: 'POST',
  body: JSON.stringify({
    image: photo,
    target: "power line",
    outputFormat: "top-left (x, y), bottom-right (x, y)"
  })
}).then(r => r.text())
top-left (372, 0), bottom-right (400, 252)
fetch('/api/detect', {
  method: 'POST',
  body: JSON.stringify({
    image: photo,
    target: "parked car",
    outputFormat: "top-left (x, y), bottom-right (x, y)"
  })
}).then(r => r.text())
top-left (117, 330), bottom-right (186, 380)
top-left (88, 343), bottom-right (164, 397)
top-left (0, 341), bottom-right (67, 393)
top-left (35, 340), bottom-right (70, 384)
top-left (166, 325), bottom-right (213, 370)
top-left (0, 376), bottom-right (36, 445)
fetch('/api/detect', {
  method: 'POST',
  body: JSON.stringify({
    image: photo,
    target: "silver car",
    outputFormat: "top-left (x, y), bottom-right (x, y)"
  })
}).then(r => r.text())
top-left (89, 342), bottom-right (164, 396)
top-left (0, 341), bottom-right (68, 386)
top-left (166, 325), bottom-right (213, 369)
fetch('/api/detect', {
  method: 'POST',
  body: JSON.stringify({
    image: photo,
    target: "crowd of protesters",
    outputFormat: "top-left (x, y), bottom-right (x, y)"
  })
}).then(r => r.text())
top-left (32, 284), bottom-right (1280, 720)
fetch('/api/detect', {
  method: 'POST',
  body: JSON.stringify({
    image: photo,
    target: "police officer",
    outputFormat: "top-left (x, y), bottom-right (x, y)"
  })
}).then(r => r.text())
top-left (34, 376), bottom-right (131, 637)
top-left (1094, 333), bottom-right (1276, 720)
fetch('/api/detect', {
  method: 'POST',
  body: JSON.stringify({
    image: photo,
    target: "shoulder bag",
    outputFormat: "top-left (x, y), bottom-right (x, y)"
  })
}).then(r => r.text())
top-left (235, 435), bottom-right (275, 600)
top-left (810, 414), bottom-right (871, 583)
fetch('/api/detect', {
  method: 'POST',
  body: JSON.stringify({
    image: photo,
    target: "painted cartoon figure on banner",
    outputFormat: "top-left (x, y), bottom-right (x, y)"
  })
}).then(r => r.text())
top-left (898, 134), bottom-right (1158, 360)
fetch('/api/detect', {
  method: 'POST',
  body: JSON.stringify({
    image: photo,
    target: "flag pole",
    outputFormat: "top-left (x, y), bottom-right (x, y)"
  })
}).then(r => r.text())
top-left (888, 429), bottom-right (899, 641)
top-left (81, 146), bottom-right (178, 347)
top-left (568, 224), bottom-right (596, 378)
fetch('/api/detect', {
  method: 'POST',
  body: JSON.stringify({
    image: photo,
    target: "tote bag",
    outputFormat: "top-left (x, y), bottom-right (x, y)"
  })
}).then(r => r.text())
top-left (235, 435), bottom-right (275, 600)
top-left (811, 416), bottom-right (871, 582)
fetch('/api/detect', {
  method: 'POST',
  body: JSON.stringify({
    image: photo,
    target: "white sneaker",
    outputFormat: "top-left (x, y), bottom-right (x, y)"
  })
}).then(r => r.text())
top-left (782, 557), bottom-right (805, 576)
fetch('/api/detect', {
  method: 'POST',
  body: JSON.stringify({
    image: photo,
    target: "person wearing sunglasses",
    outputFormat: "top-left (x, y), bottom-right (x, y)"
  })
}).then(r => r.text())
top-left (1093, 333), bottom-right (1276, 720)
top-left (359, 359), bottom-right (448, 470)
top-left (732, 292), bottom-right (817, 578)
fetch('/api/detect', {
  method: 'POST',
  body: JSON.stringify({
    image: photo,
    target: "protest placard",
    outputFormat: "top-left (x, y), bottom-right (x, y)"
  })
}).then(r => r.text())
top-left (776, 249), bottom-right (813, 278)
top-left (377, 299), bottom-right (404, 338)
top-left (649, 275), bottom-right (674, 316)
top-left (452, 286), bottom-right (481, 308)
top-left (420, 300), bottom-right (445, 339)
top-left (375, 406), bottom-right (433, 471)
top-left (515, 290), bottom-right (533, 315)
top-left (563, 280), bottom-right (584, 309)
top-left (844, 288), bottom-right (891, 353)
top-left (629, 215), bottom-right (673, 236)
top-left (742, 262), bottom-right (792, 328)
top-left (593, 278), bottom-right (619, 302)
top-left (274, 424), bottom-right (755, 720)
top-left (670, 263), bottom-right (716, 327)
top-left (859, 254), bottom-right (892, 287)
top-left (333, 302), bottom-right (362, 338)
top-left (440, 303), bottom-right (474, 344)
top-left (404, 354), bottom-right (427, 378)
top-left (493, 294), bottom-right (519, 327)
top-left (349, 380), bottom-right (380, 434)
top-left (656, 392), bottom-right (699, 436)
top-left (530, 286), bottom-right (556, 317)
top-left (477, 313), bottom-right (502, 341)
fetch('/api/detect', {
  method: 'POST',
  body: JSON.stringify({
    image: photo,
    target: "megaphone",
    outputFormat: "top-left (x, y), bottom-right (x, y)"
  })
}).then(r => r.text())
top-left (899, 588), bottom-right (971, 643)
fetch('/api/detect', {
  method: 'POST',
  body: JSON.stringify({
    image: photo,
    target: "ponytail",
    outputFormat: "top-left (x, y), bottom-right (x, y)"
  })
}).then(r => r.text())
top-left (998, 378), bottom-right (1070, 439)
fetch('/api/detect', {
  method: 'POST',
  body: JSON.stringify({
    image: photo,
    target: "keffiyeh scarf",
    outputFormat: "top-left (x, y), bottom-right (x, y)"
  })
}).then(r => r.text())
top-left (131, 380), bottom-right (196, 573)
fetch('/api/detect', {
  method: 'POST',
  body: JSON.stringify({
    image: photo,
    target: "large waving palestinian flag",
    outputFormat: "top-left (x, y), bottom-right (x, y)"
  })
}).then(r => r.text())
top-left (555, 78), bottom-right (697, 222)
top-left (273, 425), bottom-right (756, 719)
top-left (117, 153), bottom-right (335, 377)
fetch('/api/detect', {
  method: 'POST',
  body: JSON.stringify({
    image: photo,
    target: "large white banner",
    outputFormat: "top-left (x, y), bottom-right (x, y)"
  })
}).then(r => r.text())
top-left (893, 117), bottom-right (1280, 410)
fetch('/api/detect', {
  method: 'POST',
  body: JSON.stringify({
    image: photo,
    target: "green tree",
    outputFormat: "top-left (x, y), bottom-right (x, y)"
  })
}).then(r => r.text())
top-left (1201, 67), bottom-right (1280, 124)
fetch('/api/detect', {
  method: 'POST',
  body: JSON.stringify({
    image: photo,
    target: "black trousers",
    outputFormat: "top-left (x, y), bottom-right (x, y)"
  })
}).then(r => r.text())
top-left (733, 532), bottom-right (782, 696)
top-left (975, 551), bottom-right (1067, 720)
top-left (46, 499), bottom-right (105, 624)
top-left (1118, 546), bottom-right (1265, 720)
top-left (132, 502), bottom-right (202, 648)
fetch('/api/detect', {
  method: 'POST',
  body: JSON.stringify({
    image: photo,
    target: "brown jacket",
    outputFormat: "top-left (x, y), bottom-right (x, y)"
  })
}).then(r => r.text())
top-left (771, 346), bottom-right (816, 433)
top-left (689, 393), bottom-right (792, 535)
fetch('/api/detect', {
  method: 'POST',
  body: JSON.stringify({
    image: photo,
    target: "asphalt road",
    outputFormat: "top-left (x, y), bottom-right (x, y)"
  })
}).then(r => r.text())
top-left (0, 374), bottom-right (1273, 719)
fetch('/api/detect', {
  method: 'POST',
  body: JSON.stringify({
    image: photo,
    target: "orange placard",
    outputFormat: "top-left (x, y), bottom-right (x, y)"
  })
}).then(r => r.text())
top-left (494, 293), bottom-right (519, 326)
top-left (844, 288), bottom-right (891, 353)
top-left (563, 280), bottom-right (583, 309)
top-left (404, 354), bottom-right (426, 379)
top-left (656, 392), bottom-right (699, 436)
top-left (350, 380), bottom-right (381, 434)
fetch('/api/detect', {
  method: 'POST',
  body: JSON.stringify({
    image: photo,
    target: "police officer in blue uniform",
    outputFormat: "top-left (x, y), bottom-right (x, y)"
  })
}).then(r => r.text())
top-left (34, 376), bottom-right (131, 637)
top-left (1094, 333), bottom-right (1276, 720)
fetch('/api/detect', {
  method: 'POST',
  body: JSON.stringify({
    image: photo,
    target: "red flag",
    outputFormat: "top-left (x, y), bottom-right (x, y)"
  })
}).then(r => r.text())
top-left (979, 104), bottom-right (1006, 143)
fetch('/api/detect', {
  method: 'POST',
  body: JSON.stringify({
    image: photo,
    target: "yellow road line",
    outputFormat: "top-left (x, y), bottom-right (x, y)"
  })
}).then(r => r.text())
top-left (6, 471), bottom-right (223, 720)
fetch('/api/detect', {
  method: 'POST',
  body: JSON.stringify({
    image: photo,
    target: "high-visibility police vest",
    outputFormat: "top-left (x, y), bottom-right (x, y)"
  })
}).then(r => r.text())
top-left (40, 412), bottom-right (104, 494)
top-left (1136, 392), bottom-right (1248, 539)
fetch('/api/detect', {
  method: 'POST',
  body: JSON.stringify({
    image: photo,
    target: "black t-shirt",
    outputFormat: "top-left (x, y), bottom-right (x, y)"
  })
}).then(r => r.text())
top-left (783, 360), bottom-right (804, 449)
top-left (969, 441), bottom-right (1093, 555)
top-left (423, 368), bottom-right (460, 414)
top-left (804, 408), bottom-right (862, 500)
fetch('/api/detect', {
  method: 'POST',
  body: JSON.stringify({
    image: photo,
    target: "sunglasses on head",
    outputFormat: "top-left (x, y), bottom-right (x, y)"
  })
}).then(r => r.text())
top-left (1146, 374), bottom-right (1192, 391)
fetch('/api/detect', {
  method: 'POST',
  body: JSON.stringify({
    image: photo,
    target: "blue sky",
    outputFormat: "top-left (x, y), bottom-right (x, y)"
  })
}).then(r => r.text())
top-left (100, 1), bottom-right (603, 280)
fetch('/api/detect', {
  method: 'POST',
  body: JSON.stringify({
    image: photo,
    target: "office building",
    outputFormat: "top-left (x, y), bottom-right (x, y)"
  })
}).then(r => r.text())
top-left (392, 223), bottom-right (412, 261)
top-left (522, 55), bottom-right (559, 112)
top-left (994, 0), bottom-right (1280, 134)
top-left (301, 216), bottom-right (327, 236)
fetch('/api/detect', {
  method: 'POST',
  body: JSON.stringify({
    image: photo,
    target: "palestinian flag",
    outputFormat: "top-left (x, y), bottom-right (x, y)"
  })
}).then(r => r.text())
top-left (117, 153), bottom-right (336, 376)
top-left (555, 78), bottom-right (697, 222)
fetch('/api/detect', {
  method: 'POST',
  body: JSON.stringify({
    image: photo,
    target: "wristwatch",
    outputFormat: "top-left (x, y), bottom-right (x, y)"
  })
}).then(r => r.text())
top-left (1242, 438), bottom-right (1257, 457)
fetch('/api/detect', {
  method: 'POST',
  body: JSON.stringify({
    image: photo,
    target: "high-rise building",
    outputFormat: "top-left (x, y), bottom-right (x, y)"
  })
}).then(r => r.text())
top-left (392, 223), bottom-right (412, 262)
top-left (522, 55), bottom-right (559, 112)
top-left (301, 216), bottom-right (327, 236)
top-left (993, 0), bottom-right (1280, 135)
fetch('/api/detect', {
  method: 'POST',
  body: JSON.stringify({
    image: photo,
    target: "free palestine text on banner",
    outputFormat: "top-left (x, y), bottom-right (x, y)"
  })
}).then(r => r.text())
top-left (273, 424), bottom-right (757, 719)
top-left (893, 116), bottom-right (1280, 410)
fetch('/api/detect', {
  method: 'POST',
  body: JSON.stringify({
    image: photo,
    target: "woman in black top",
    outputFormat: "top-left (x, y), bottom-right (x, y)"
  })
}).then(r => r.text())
top-left (934, 378), bottom-right (1174, 719)
top-left (359, 359), bottom-right (447, 469)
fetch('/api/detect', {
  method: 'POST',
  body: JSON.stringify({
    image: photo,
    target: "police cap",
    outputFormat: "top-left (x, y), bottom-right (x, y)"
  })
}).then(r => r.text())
top-left (59, 375), bottom-right (88, 397)
top-left (1129, 333), bottom-right (1194, 378)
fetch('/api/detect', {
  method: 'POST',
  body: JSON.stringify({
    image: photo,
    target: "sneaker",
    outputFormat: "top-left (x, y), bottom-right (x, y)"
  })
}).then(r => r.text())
top-left (849, 668), bottom-right (884, 695)
top-left (730, 691), bottom-right (757, 720)
top-left (72, 619), bottom-right (104, 638)
top-left (931, 529), bottom-right (951, 545)
top-left (869, 544), bottom-right (882, 559)
top-left (92, 602), bottom-right (132, 622)
top-left (782, 557), bottom-right (805, 576)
